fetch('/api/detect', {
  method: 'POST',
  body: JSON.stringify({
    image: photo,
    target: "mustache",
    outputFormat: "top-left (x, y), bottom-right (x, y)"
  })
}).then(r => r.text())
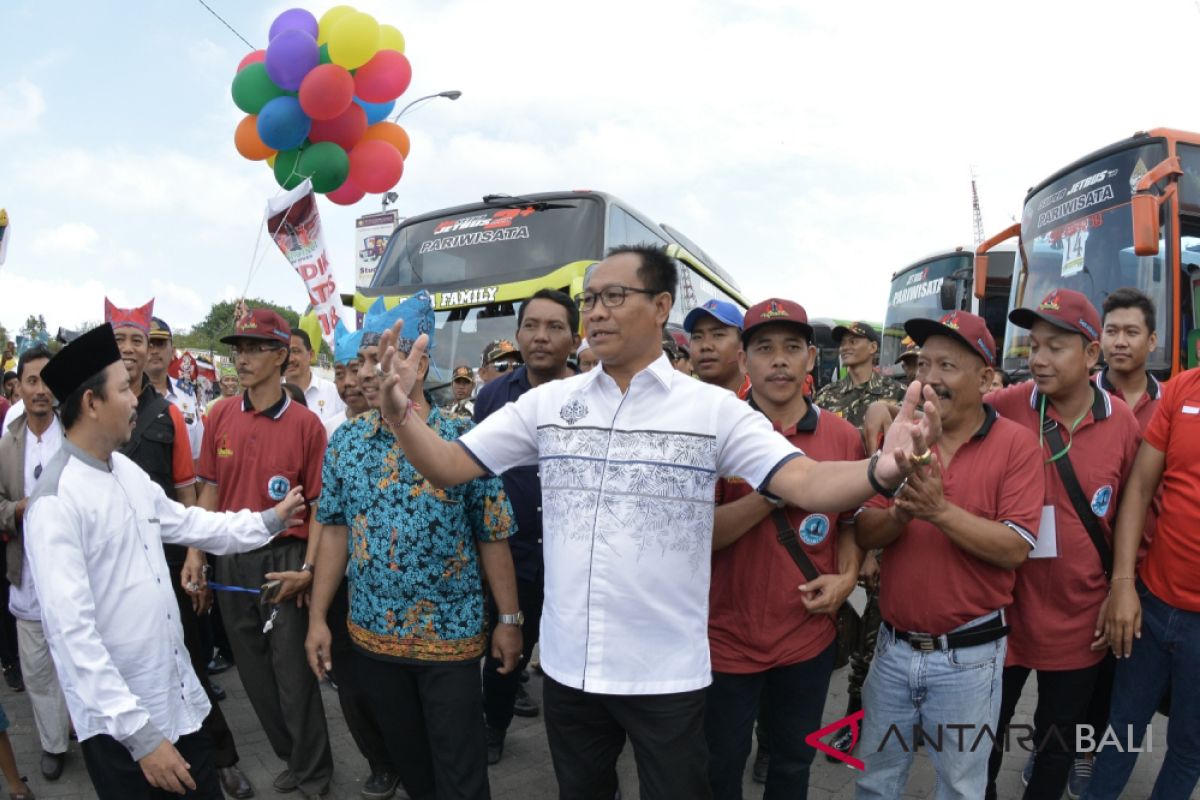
top-left (932, 386), bottom-right (952, 400)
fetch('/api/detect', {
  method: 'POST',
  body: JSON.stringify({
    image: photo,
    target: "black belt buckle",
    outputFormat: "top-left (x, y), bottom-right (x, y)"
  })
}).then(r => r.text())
top-left (908, 633), bottom-right (937, 652)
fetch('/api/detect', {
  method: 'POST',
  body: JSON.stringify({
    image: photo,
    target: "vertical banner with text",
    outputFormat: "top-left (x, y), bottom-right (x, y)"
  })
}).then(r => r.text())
top-left (267, 180), bottom-right (339, 347)
top-left (355, 209), bottom-right (399, 290)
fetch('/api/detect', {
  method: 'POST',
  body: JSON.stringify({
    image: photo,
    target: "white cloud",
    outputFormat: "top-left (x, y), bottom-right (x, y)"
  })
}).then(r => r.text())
top-left (0, 79), bottom-right (45, 137)
top-left (30, 223), bottom-right (99, 256)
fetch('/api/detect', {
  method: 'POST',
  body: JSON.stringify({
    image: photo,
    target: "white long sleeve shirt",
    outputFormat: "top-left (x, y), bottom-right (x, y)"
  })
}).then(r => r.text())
top-left (24, 438), bottom-right (284, 760)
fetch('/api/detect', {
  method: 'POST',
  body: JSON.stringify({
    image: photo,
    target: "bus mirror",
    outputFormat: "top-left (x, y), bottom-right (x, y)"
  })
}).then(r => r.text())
top-left (939, 277), bottom-right (957, 310)
top-left (1132, 193), bottom-right (1160, 256)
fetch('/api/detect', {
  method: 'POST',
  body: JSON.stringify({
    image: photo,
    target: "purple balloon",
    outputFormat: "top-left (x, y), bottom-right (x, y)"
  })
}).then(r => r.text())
top-left (265, 29), bottom-right (319, 92)
top-left (268, 8), bottom-right (318, 42)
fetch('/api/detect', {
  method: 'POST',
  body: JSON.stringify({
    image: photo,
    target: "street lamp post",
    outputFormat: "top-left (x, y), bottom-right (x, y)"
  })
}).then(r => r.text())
top-left (381, 90), bottom-right (462, 212)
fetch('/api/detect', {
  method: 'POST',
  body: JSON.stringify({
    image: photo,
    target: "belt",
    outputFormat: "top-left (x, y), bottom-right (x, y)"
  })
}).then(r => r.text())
top-left (883, 610), bottom-right (1008, 653)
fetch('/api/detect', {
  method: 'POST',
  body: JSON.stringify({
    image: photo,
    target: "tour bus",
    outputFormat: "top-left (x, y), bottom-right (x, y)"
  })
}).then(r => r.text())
top-left (976, 128), bottom-right (1200, 379)
top-left (880, 246), bottom-right (1016, 374)
top-left (351, 191), bottom-right (749, 400)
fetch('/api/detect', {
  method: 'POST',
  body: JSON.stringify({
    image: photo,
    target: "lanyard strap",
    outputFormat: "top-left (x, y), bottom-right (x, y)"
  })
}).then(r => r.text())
top-left (1038, 395), bottom-right (1089, 464)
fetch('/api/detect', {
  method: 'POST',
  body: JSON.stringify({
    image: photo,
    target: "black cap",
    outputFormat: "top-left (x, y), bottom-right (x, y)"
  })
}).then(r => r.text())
top-left (40, 323), bottom-right (122, 403)
top-left (831, 321), bottom-right (879, 344)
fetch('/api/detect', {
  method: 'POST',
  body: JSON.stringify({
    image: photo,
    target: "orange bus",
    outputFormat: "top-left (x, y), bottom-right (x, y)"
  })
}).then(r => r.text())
top-left (976, 128), bottom-right (1200, 379)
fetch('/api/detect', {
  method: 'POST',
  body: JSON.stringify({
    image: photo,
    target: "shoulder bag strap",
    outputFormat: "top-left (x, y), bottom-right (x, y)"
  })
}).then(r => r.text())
top-left (1044, 422), bottom-right (1113, 580)
top-left (770, 508), bottom-right (821, 583)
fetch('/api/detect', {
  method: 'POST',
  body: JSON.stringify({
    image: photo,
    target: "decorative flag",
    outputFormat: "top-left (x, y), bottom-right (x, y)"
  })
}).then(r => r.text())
top-left (266, 179), bottom-right (340, 347)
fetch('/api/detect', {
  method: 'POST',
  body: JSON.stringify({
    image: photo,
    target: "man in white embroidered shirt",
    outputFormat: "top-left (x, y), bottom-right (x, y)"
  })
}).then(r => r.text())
top-left (374, 245), bottom-right (941, 800)
top-left (23, 324), bottom-right (306, 800)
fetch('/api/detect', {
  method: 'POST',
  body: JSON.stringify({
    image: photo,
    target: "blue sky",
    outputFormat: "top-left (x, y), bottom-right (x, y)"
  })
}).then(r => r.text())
top-left (4, 0), bottom-right (1200, 334)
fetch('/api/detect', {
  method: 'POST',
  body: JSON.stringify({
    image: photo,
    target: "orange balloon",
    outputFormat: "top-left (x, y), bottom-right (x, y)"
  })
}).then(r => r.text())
top-left (235, 115), bottom-right (275, 161)
top-left (360, 122), bottom-right (410, 160)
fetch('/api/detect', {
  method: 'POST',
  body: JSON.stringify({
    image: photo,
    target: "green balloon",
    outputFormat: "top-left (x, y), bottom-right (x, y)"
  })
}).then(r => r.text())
top-left (273, 148), bottom-right (305, 190)
top-left (319, 43), bottom-right (332, 65)
top-left (232, 63), bottom-right (286, 115)
top-left (296, 142), bottom-right (350, 193)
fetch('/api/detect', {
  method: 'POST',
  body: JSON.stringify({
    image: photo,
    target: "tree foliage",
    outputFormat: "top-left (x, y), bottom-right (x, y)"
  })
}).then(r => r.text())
top-left (174, 298), bottom-right (302, 355)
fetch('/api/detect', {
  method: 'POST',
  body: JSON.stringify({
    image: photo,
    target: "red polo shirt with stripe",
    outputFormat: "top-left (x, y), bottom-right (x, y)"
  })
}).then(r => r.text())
top-left (986, 381), bottom-right (1141, 670)
top-left (1139, 367), bottom-right (1200, 611)
top-left (1096, 369), bottom-right (1162, 558)
top-left (864, 405), bottom-right (1044, 636)
top-left (709, 398), bottom-right (864, 672)
top-left (198, 391), bottom-right (326, 537)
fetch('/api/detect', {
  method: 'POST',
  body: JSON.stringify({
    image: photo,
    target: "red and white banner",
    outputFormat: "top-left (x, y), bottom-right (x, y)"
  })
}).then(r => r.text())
top-left (267, 180), bottom-right (339, 346)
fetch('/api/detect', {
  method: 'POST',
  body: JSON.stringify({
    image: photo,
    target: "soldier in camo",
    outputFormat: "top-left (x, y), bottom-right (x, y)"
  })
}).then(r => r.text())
top-left (811, 321), bottom-right (903, 763)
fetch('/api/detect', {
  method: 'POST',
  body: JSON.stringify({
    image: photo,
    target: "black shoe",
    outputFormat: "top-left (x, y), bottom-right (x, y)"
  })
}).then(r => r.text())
top-left (217, 765), bottom-right (254, 798)
top-left (4, 664), bottom-right (23, 693)
top-left (361, 768), bottom-right (400, 800)
top-left (40, 750), bottom-right (65, 781)
top-left (752, 748), bottom-right (769, 784)
top-left (824, 726), bottom-right (856, 764)
top-left (486, 726), bottom-right (505, 765)
top-left (210, 681), bottom-right (226, 702)
top-left (512, 683), bottom-right (539, 718)
top-left (273, 769), bottom-right (299, 793)
top-left (518, 668), bottom-right (530, 684)
top-left (207, 654), bottom-right (232, 675)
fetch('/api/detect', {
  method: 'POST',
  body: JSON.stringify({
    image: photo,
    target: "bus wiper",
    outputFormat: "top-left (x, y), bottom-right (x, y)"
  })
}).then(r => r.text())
top-left (481, 193), bottom-right (575, 211)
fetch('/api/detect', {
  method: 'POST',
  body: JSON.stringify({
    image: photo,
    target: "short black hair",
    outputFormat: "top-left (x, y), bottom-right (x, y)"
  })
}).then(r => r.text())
top-left (606, 244), bottom-right (678, 303)
top-left (60, 369), bottom-right (110, 430)
top-left (18, 346), bottom-right (53, 380)
top-left (995, 368), bottom-right (1012, 387)
top-left (1102, 287), bottom-right (1156, 333)
top-left (282, 382), bottom-right (308, 406)
top-left (291, 330), bottom-right (313, 352)
top-left (518, 289), bottom-right (580, 332)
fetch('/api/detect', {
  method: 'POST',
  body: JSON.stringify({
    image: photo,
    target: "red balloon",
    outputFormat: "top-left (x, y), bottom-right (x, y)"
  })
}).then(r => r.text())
top-left (349, 140), bottom-right (404, 193)
top-left (309, 102), bottom-right (367, 151)
top-left (237, 50), bottom-right (266, 71)
top-left (353, 50), bottom-right (412, 103)
top-left (326, 178), bottom-right (366, 205)
top-left (298, 64), bottom-right (355, 120)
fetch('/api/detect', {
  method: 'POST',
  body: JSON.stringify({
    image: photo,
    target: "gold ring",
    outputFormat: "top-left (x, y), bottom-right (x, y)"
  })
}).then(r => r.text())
top-left (911, 449), bottom-right (933, 466)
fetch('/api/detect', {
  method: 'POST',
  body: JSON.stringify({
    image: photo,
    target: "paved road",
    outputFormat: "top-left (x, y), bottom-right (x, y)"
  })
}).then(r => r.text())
top-left (0, 652), bottom-right (1187, 800)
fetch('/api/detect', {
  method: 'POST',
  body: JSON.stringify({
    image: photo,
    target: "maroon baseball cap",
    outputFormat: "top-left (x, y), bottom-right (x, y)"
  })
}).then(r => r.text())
top-left (742, 298), bottom-right (814, 346)
top-left (1008, 289), bottom-right (1100, 343)
top-left (220, 308), bottom-right (292, 346)
top-left (905, 310), bottom-right (997, 366)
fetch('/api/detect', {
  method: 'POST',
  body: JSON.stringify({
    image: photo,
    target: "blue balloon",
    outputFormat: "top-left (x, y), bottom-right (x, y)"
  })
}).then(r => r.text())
top-left (354, 97), bottom-right (395, 126)
top-left (257, 96), bottom-right (311, 151)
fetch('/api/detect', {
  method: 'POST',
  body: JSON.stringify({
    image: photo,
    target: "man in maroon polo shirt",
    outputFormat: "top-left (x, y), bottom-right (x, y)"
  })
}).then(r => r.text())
top-left (197, 308), bottom-right (333, 799)
top-left (983, 290), bottom-right (1141, 800)
top-left (705, 298), bottom-right (865, 800)
top-left (855, 311), bottom-right (1044, 799)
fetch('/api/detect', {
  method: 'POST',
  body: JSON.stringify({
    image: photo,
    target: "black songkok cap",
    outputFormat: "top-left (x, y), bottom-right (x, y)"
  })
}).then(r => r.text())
top-left (40, 323), bottom-right (122, 403)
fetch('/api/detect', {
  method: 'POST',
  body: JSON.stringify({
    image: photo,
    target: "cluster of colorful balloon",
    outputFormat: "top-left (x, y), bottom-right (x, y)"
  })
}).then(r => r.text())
top-left (231, 6), bottom-right (413, 205)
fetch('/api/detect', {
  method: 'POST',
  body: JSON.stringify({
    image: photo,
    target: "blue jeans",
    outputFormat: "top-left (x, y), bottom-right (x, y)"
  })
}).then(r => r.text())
top-left (1084, 579), bottom-right (1200, 800)
top-left (855, 613), bottom-right (1006, 800)
top-left (705, 641), bottom-right (836, 800)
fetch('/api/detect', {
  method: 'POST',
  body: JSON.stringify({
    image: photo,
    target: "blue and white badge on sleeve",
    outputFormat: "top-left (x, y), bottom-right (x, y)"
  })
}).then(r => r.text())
top-left (1091, 485), bottom-right (1113, 517)
top-left (799, 514), bottom-right (831, 545)
top-left (267, 475), bottom-right (291, 501)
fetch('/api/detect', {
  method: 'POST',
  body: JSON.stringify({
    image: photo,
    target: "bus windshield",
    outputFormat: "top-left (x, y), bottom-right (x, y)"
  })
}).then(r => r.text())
top-left (881, 253), bottom-right (970, 365)
top-left (370, 197), bottom-right (605, 293)
top-left (1003, 142), bottom-right (1170, 374)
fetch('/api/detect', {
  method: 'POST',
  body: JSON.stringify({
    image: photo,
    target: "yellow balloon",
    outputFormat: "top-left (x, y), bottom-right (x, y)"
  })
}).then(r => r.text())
top-left (266, 153), bottom-right (277, 168)
top-left (378, 24), bottom-right (405, 54)
top-left (317, 5), bottom-right (356, 45)
top-left (329, 12), bottom-right (380, 69)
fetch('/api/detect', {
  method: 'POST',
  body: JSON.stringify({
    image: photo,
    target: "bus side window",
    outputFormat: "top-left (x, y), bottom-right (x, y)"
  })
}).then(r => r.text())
top-left (607, 207), bottom-right (669, 249)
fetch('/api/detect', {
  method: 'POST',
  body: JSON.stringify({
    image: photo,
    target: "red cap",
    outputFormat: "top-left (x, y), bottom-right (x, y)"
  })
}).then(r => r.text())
top-left (905, 310), bottom-right (997, 366)
top-left (220, 308), bottom-right (292, 346)
top-left (1008, 289), bottom-right (1100, 342)
top-left (741, 298), bottom-right (814, 345)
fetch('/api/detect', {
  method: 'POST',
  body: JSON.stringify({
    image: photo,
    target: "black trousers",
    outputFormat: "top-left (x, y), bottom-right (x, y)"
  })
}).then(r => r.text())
top-left (80, 730), bottom-right (222, 800)
top-left (0, 548), bottom-right (18, 670)
top-left (482, 575), bottom-right (543, 731)
top-left (1080, 652), bottom-right (1117, 753)
top-left (351, 651), bottom-right (489, 800)
top-left (327, 582), bottom-right (391, 772)
top-left (985, 662), bottom-right (1102, 800)
top-left (170, 562), bottom-right (239, 768)
top-left (544, 675), bottom-right (710, 800)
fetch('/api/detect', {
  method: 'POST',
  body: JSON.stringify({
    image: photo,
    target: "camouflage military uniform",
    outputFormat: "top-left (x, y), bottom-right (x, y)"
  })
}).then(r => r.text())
top-left (812, 372), bottom-right (906, 429)
top-left (812, 371), bottom-right (902, 718)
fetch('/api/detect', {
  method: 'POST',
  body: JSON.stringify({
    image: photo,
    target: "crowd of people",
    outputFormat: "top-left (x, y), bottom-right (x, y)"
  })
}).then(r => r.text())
top-left (0, 243), bottom-right (1195, 800)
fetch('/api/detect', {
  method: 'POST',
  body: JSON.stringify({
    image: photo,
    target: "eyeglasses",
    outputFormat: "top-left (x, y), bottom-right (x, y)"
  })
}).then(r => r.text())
top-left (490, 360), bottom-right (518, 373)
top-left (574, 285), bottom-right (658, 312)
top-left (230, 343), bottom-right (284, 358)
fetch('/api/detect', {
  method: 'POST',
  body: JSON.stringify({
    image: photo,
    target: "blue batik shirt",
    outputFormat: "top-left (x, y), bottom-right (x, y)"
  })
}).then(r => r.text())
top-left (317, 407), bottom-right (515, 662)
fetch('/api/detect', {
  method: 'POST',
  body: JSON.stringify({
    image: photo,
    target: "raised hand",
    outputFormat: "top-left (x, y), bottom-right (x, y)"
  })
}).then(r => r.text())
top-left (876, 382), bottom-right (941, 485)
top-left (377, 320), bottom-right (429, 423)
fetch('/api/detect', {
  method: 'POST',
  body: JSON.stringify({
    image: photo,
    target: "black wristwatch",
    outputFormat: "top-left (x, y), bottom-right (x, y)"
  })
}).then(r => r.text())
top-left (867, 451), bottom-right (906, 498)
